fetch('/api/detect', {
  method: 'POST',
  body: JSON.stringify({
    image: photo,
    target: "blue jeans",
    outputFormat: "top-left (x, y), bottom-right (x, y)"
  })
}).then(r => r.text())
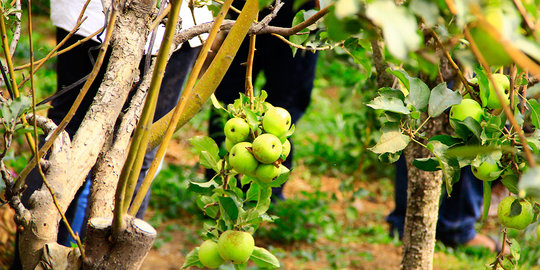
top-left (387, 155), bottom-right (484, 246)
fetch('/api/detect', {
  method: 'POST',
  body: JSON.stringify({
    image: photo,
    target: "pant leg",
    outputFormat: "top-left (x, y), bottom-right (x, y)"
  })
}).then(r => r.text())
top-left (386, 155), bottom-right (408, 237)
top-left (436, 166), bottom-right (484, 246)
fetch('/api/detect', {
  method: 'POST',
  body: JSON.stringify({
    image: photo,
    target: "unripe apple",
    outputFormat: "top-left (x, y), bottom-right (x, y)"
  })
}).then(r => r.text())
top-left (537, 224), bottom-right (540, 240)
top-left (229, 142), bottom-right (259, 175)
top-left (198, 240), bottom-right (225, 268)
top-left (469, 7), bottom-right (512, 67)
top-left (262, 107), bottom-right (291, 137)
top-left (497, 196), bottom-right (535, 230)
top-left (450, 99), bottom-right (483, 123)
top-left (252, 134), bottom-right (282, 164)
top-left (281, 139), bottom-right (291, 159)
top-left (225, 138), bottom-right (235, 152)
top-left (484, 74), bottom-right (510, 109)
top-left (472, 161), bottom-right (501, 181)
top-left (217, 230), bottom-right (255, 264)
top-left (224, 118), bottom-right (250, 143)
top-left (255, 164), bottom-right (281, 183)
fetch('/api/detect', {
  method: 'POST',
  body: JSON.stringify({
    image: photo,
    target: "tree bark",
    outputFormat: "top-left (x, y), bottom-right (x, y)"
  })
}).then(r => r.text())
top-left (401, 116), bottom-right (444, 270)
top-left (17, 0), bottom-right (155, 269)
top-left (83, 216), bottom-right (156, 270)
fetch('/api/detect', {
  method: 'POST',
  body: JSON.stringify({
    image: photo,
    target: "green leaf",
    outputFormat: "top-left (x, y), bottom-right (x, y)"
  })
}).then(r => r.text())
top-left (254, 186), bottom-right (272, 215)
top-left (219, 196), bottom-right (239, 221)
top-left (246, 183), bottom-right (260, 202)
top-left (413, 157), bottom-right (440, 171)
top-left (509, 199), bottom-right (523, 218)
top-left (200, 151), bottom-right (220, 171)
top-left (528, 99), bottom-right (540, 130)
top-left (210, 93), bottom-right (226, 111)
top-left (268, 166), bottom-right (290, 187)
top-left (189, 136), bottom-right (220, 171)
top-left (290, 10), bottom-right (310, 56)
top-left (367, 96), bottom-right (410, 114)
top-left (181, 248), bottom-right (204, 269)
top-left (188, 180), bottom-right (218, 196)
top-left (387, 69), bottom-right (430, 112)
top-left (501, 174), bottom-right (519, 195)
top-left (450, 117), bottom-right (482, 140)
top-left (234, 262), bottom-right (248, 270)
top-left (428, 83), bottom-right (462, 117)
top-left (250, 247), bottom-right (280, 269)
top-left (446, 145), bottom-right (515, 159)
top-left (369, 123), bottom-right (410, 154)
top-left (366, 0), bottom-right (421, 59)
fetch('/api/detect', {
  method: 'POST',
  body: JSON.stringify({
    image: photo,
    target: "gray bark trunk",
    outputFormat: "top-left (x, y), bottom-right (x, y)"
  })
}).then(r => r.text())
top-left (400, 116), bottom-right (444, 270)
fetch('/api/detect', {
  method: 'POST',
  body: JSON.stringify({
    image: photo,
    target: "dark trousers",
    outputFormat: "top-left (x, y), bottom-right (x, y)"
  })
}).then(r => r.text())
top-left (208, 0), bottom-right (318, 198)
top-left (386, 155), bottom-right (484, 246)
top-left (11, 28), bottom-right (199, 269)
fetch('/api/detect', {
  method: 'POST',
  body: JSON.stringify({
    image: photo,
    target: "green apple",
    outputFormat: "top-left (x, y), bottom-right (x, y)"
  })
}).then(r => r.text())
top-left (472, 161), bottom-right (501, 181)
top-left (217, 230), bottom-right (255, 264)
top-left (281, 139), bottom-right (291, 159)
top-left (484, 74), bottom-right (510, 109)
top-left (225, 138), bottom-right (235, 152)
top-left (469, 7), bottom-right (512, 67)
top-left (537, 224), bottom-right (540, 240)
top-left (255, 164), bottom-right (281, 183)
top-left (262, 107), bottom-right (291, 137)
top-left (229, 142), bottom-right (259, 175)
top-left (224, 118), bottom-right (250, 143)
top-left (497, 196), bottom-right (535, 230)
top-left (450, 99), bottom-right (484, 123)
top-left (252, 134), bottom-right (282, 164)
top-left (198, 240), bottom-right (225, 269)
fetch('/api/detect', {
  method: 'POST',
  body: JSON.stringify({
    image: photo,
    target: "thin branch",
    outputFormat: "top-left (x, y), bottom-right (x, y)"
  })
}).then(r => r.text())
top-left (128, 0), bottom-right (236, 216)
top-left (14, 26), bottom-right (104, 71)
top-left (429, 28), bottom-right (479, 102)
top-left (271, 32), bottom-right (341, 51)
top-left (8, 0), bottom-right (21, 58)
top-left (0, 1), bottom-right (36, 153)
top-left (14, 9), bottom-right (118, 193)
top-left (464, 26), bottom-right (536, 167)
top-left (512, 0), bottom-right (537, 39)
top-left (149, 3), bottom-right (171, 31)
top-left (245, 23), bottom-right (257, 109)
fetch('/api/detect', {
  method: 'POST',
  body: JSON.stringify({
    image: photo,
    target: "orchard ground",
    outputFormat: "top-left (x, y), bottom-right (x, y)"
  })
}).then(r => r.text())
top-left (1, 15), bottom-right (540, 270)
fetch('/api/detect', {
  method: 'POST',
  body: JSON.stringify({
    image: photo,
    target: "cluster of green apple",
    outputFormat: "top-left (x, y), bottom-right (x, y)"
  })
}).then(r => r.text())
top-left (225, 106), bottom-right (292, 183)
top-left (198, 230), bottom-right (254, 268)
top-left (449, 74), bottom-right (511, 181)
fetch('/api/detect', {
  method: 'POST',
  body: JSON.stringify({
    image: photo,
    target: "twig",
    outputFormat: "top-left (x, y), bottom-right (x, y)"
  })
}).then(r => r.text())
top-left (429, 28), bottom-right (479, 102)
top-left (512, 0), bottom-right (537, 39)
top-left (149, 2), bottom-right (171, 31)
top-left (465, 26), bottom-right (536, 167)
top-left (0, 0), bottom-right (36, 152)
top-left (14, 26), bottom-right (104, 71)
top-left (270, 33), bottom-right (341, 51)
top-left (245, 21), bottom-right (257, 109)
top-left (16, 18), bottom-right (87, 89)
top-left (128, 0), bottom-right (236, 216)
top-left (14, 8), bottom-right (118, 193)
top-left (8, 0), bottom-right (21, 58)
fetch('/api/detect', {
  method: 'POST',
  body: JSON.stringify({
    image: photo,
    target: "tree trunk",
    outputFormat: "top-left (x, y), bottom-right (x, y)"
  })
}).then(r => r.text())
top-left (83, 216), bottom-right (156, 270)
top-left (401, 116), bottom-right (444, 270)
